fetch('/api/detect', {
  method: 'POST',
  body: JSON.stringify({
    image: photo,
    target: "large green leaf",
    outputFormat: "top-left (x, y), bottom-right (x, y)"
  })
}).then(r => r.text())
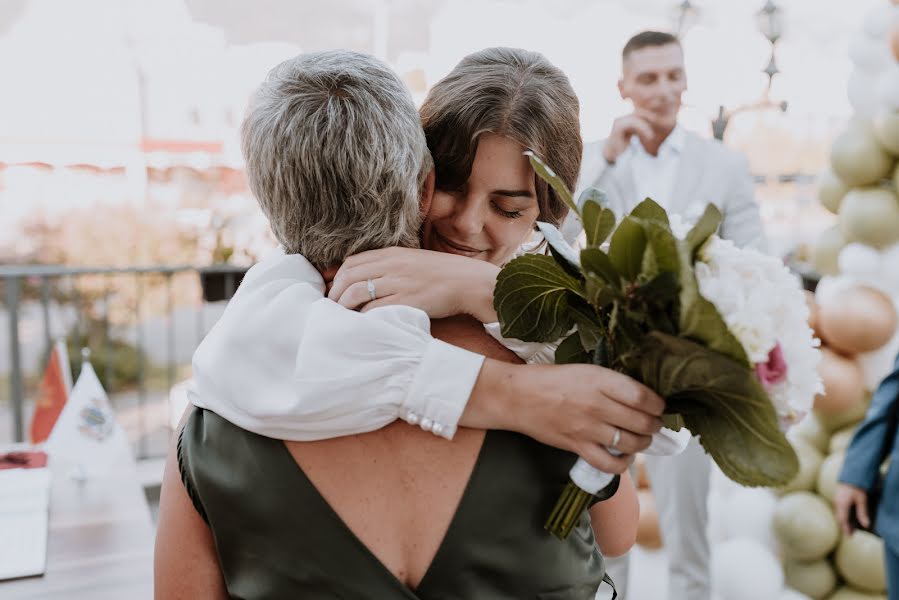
top-left (637, 332), bottom-right (799, 487)
top-left (555, 332), bottom-right (592, 365)
top-left (584, 273), bottom-right (617, 311)
top-left (582, 198), bottom-right (616, 248)
top-left (629, 198), bottom-right (670, 226)
top-left (580, 248), bottom-right (620, 289)
top-left (635, 219), bottom-right (680, 276)
top-left (635, 271), bottom-right (679, 308)
top-left (525, 151), bottom-right (579, 215)
top-left (608, 217), bottom-right (647, 282)
top-left (569, 298), bottom-right (604, 351)
top-left (685, 203), bottom-right (722, 257)
top-left (675, 237), bottom-right (748, 365)
top-left (494, 254), bottom-right (582, 342)
top-left (578, 187), bottom-right (609, 209)
top-left (634, 272), bottom-right (680, 335)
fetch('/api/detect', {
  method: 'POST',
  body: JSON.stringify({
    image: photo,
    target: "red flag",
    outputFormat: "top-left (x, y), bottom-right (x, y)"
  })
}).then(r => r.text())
top-left (29, 340), bottom-right (72, 444)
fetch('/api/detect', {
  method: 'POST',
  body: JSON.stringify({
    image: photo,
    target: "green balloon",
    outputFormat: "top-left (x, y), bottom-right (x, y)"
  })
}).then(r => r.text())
top-left (816, 450), bottom-right (845, 503)
top-left (812, 225), bottom-right (846, 276)
top-left (818, 170), bottom-right (850, 214)
top-left (839, 187), bottom-right (899, 249)
top-left (873, 110), bottom-right (899, 156)
top-left (773, 492), bottom-right (840, 561)
top-left (836, 531), bottom-right (888, 593)
top-left (784, 557), bottom-right (837, 599)
top-left (831, 120), bottom-right (894, 187)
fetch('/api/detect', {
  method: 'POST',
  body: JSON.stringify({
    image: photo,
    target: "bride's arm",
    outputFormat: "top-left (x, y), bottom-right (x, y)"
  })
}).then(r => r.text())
top-left (588, 471), bottom-right (639, 557)
top-left (192, 250), bottom-right (663, 473)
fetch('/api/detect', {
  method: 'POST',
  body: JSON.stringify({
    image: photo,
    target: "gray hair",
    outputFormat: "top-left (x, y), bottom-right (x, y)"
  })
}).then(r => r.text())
top-left (241, 50), bottom-right (432, 267)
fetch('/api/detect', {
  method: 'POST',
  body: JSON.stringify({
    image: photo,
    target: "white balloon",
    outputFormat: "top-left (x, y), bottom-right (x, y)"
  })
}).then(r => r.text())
top-left (837, 243), bottom-right (882, 279)
top-left (849, 33), bottom-right (894, 73)
top-left (778, 589), bottom-right (812, 600)
top-left (711, 539), bottom-right (784, 600)
top-left (882, 243), bottom-right (899, 272)
top-left (814, 275), bottom-right (860, 309)
top-left (857, 324), bottom-right (899, 391)
top-left (878, 65), bottom-right (899, 111)
top-left (848, 69), bottom-right (885, 117)
top-left (863, 4), bottom-right (899, 39)
top-left (882, 244), bottom-right (899, 293)
top-left (721, 487), bottom-right (779, 553)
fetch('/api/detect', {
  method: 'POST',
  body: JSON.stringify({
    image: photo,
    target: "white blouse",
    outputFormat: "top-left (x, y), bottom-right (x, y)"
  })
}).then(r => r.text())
top-left (189, 250), bottom-right (484, 441)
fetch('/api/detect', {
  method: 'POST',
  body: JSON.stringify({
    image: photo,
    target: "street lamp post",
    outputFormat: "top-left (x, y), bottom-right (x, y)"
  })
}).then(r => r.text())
top-left (671, 0), bottom-right (700, 38)
top-left (710, 0), bottom-right (788, 140)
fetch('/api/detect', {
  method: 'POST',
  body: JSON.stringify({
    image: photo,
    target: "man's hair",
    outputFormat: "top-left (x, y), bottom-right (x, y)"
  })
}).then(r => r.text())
top-left (241, 50), bottom-right (432, 268)
top-left (420, 47), bottom-right (581, 228)
top-left (622, 31), bottom-right (681, 61)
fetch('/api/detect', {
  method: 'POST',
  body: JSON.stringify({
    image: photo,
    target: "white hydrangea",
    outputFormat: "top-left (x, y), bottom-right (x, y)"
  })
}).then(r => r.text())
top-left (692, 236), bottom-right (823, 424)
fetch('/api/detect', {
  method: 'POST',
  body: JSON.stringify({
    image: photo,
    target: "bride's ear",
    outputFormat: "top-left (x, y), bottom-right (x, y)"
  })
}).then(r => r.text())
top-left (419, 168), bottom-right (435, 218)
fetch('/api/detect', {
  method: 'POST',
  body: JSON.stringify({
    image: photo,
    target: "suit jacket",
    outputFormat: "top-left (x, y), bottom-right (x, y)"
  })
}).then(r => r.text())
top-left (840, 354), bottom-right (899, 553)
top-left (561, 130), bottom-right (766, 251)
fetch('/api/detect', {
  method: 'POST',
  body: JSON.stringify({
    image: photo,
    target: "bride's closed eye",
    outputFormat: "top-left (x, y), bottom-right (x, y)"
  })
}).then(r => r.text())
top-left (491, 201), bottom-right (524, 219)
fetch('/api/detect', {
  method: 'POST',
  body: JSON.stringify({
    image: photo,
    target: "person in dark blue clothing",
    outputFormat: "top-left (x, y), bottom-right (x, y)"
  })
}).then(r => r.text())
top-left (835, 353), bottom-right (899, 599)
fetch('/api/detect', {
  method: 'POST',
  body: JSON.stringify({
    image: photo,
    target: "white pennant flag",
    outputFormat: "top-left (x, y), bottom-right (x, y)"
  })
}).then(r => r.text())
top-left (44, 359), bottom-right (129, 478)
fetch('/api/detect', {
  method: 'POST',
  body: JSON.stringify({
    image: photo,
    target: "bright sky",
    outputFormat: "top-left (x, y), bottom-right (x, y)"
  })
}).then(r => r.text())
top-left (0, 0), bottom-right (886, 163)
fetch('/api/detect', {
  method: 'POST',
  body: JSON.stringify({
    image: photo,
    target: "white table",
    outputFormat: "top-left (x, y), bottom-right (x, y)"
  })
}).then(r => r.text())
top-left (0, 441), bottom-right (155, 599)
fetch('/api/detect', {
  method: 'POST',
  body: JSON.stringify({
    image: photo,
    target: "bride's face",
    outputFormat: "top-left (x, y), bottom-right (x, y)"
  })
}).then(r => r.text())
top-left (421, 134), bottom-right (540, 266)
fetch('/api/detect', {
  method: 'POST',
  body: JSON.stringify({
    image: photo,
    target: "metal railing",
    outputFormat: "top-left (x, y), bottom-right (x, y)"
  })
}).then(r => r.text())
top-left (1, 264), bottom-right (248, 459)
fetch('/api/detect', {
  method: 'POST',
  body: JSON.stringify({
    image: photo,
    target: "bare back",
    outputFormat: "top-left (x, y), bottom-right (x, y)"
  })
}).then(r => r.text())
top-left (285, 316), bottom-right (522, 588)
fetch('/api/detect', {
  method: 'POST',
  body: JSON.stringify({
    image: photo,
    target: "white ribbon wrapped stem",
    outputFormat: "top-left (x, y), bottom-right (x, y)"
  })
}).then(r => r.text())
top-left (569, 427), bottom-right (692, 495)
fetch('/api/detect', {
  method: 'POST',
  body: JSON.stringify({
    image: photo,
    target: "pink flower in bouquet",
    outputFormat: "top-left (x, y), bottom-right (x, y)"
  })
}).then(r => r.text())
top-left (755, 342), bottom-right (788, 388)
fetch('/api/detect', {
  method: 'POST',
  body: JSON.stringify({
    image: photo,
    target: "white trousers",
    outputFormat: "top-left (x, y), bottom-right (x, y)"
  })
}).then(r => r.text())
top-left (602, 437), bottom-right (711, 600)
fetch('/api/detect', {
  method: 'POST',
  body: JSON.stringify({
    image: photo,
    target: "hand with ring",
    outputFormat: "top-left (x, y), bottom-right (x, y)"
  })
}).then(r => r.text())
top-left (329, 247), bottom-right (500, 322)
top-left (609, 427), bottom-right (622, 453)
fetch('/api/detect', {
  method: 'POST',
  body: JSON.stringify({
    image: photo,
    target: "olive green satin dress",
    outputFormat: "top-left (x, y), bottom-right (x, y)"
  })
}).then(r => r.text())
top-left (178, 408), bottom-right (616, 599)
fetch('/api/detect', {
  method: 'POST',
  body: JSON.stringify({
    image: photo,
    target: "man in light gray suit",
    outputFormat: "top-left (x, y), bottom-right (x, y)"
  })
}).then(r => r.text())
top-left (563, 31), bottom-right (766, 600)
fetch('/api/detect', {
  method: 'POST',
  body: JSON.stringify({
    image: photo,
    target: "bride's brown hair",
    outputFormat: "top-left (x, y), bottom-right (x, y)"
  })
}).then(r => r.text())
top-left (420, 47), bottom-right (582, 227)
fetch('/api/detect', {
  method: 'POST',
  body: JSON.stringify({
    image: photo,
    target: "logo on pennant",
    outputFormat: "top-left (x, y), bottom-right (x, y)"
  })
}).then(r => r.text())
top-left (77, 397), bottom-right (115, 442)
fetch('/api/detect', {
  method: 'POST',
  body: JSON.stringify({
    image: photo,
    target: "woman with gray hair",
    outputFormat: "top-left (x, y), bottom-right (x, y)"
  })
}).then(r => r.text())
top-left (157, 48), bottom-right (666, 598)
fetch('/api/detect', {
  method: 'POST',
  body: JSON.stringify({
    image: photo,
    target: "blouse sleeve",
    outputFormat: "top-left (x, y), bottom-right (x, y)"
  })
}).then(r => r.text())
top-left (291, 301), bottom-right (485, 440)
top-left (190, 252), bottom-right (485, 442)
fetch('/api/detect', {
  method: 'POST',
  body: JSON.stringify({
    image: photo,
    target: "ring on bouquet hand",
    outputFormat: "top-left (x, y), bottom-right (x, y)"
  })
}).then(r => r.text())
top-left (366, 279), bottom-right (377, 301)
top-left (609, 427), bottom-right (621, 451)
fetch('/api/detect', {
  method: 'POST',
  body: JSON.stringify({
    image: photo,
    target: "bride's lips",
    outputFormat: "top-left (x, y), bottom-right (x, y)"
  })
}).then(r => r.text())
top-left (432, 229), bottom-right (486, 258)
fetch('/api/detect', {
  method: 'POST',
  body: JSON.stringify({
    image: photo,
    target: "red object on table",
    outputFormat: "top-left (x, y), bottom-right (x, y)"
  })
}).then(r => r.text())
top-left (0, 451), bottom-right (48, 470)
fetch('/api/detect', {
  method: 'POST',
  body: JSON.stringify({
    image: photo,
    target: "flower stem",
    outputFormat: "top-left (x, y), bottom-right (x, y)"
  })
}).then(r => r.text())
top-left (544, 480), bottom-right (593, 540)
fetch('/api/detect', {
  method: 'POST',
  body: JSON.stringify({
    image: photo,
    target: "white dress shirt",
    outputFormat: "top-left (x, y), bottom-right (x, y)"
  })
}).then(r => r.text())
top-left (625, 124), bottom-right (685, 210)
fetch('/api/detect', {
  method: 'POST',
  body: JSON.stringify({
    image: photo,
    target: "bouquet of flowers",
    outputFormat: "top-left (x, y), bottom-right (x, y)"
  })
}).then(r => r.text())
top-left (494, 153), bottom-right (823, 539)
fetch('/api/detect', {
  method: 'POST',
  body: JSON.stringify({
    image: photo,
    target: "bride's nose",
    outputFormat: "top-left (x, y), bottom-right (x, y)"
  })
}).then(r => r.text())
top-left (451, 196), bottom-right (486, 237)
